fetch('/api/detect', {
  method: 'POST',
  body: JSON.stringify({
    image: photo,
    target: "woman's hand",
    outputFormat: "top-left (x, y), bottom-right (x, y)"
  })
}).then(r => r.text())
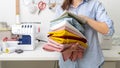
top-left (78, 15), bottom-right (109, 34)
top-left (78, 15), bottom-right (89, 24)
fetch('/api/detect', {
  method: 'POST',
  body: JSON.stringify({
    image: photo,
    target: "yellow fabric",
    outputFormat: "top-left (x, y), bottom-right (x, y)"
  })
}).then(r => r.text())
top-left (49, 37), bottom-right (88, 48)
top-left (48, 30), bottom-right (81, 38)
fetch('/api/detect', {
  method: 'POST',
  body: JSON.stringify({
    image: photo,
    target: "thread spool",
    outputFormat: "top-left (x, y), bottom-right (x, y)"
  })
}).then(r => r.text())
top-left (4, 47), bottom-right (16, 53)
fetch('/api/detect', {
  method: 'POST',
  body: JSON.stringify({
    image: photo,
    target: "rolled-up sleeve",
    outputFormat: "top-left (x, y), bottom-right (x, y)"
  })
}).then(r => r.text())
top-left (95, 2), bottom-right (114, 36)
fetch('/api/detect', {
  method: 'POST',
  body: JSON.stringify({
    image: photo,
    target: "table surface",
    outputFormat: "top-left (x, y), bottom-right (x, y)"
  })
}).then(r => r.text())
top-left (102, 45), bottom-right (120, 61)
top-left (0, 42), bottom-right (60, 61)
top-left (0, 42), bottom-right (120, 61)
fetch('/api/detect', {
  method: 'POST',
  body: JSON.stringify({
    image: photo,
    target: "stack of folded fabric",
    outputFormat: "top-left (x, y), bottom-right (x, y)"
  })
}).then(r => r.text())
top-left (43, 11), bottom-right (88, 61)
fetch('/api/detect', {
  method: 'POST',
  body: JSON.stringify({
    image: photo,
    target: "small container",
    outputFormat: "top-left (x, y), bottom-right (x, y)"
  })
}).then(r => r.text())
top-left (4, 47), bottom-right (16, 53)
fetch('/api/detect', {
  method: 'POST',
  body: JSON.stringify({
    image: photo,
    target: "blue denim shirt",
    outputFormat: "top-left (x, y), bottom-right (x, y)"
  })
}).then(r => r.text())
top-left (55, 0), bottom-right (114, 68)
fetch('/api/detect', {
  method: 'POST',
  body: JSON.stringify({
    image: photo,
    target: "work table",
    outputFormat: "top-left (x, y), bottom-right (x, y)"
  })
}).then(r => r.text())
top-left (0, 42), bottom-right (120, 61)
top-left (0, 42), bottom-right (60, 61)
top-left (103, 45), bottom-right (120, 61)
top-left (0, 43), bottom-right (120, 68)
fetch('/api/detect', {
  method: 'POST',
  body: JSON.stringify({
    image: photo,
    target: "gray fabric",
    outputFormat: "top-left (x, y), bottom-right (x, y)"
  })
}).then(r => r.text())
top-left (51, 11), bottom-right (87, 25)
top-left (50, 18), bottom-right (85, 34)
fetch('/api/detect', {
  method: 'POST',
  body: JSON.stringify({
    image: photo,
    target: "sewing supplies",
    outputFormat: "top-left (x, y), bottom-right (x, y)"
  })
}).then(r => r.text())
top-left (15, 49), bottom-right (24, 54)
top-left (48, 3), bottom-right (56, 10)
top-left (36, 39), bottom-right (47, 43)
top-left (11, 24), bottom-right (40, 50)
top-left (1, 38), bottom-right (17, 53)
top-left (38, 1), bottom-right (46, 15)
top-left (4, 47), bottom-right (16, 53)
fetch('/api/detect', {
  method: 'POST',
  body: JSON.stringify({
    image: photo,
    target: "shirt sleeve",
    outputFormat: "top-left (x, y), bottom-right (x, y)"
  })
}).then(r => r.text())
top-left (95, 1), bottom-right (114, 36)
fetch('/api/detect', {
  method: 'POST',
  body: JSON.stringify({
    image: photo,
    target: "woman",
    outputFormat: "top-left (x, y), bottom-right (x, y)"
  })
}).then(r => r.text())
top-left (55, 0), bottom-right (114, 68)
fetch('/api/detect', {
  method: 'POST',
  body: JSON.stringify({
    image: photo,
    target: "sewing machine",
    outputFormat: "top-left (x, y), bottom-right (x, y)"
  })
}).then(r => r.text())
top-left (11, 24), bottom-right (40, 50)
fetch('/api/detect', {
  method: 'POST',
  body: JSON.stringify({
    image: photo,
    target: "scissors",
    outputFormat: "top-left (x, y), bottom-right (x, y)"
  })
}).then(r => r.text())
top-left (38, 1), bottom-right (46, 15)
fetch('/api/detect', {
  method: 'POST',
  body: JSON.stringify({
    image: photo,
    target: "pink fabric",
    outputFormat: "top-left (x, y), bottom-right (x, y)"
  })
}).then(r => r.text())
top-left (43, 38), bottom-right (73, 52)
top-left (43, 41), bottom-right (85, 61)
top-left (43, 21), bottom-right (87, 61)
top-left (62, 43), bottom-right (84, 61)
top-left (43, 43), bottom-right (64, 52)
top-left (43, 34), bottom-right (86, 61)
top-left (2, 37), bottom-right (18, 41)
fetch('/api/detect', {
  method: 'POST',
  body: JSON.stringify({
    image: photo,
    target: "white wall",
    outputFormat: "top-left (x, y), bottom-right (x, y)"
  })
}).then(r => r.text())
top-left (0, 0), bottom-right (119, 37)
top-left (0, 0), bottom-right (120, 46)
top-left (0, 0), bottom-right (16, 24)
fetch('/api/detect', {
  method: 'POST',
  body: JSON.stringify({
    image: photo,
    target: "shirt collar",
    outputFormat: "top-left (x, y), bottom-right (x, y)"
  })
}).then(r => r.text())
top-left (70, 0), bottom-right (88, 8)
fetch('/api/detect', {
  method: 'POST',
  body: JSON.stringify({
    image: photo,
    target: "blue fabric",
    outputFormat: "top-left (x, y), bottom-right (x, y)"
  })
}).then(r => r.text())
top-left (55, 0), bottom-right (114, 68)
